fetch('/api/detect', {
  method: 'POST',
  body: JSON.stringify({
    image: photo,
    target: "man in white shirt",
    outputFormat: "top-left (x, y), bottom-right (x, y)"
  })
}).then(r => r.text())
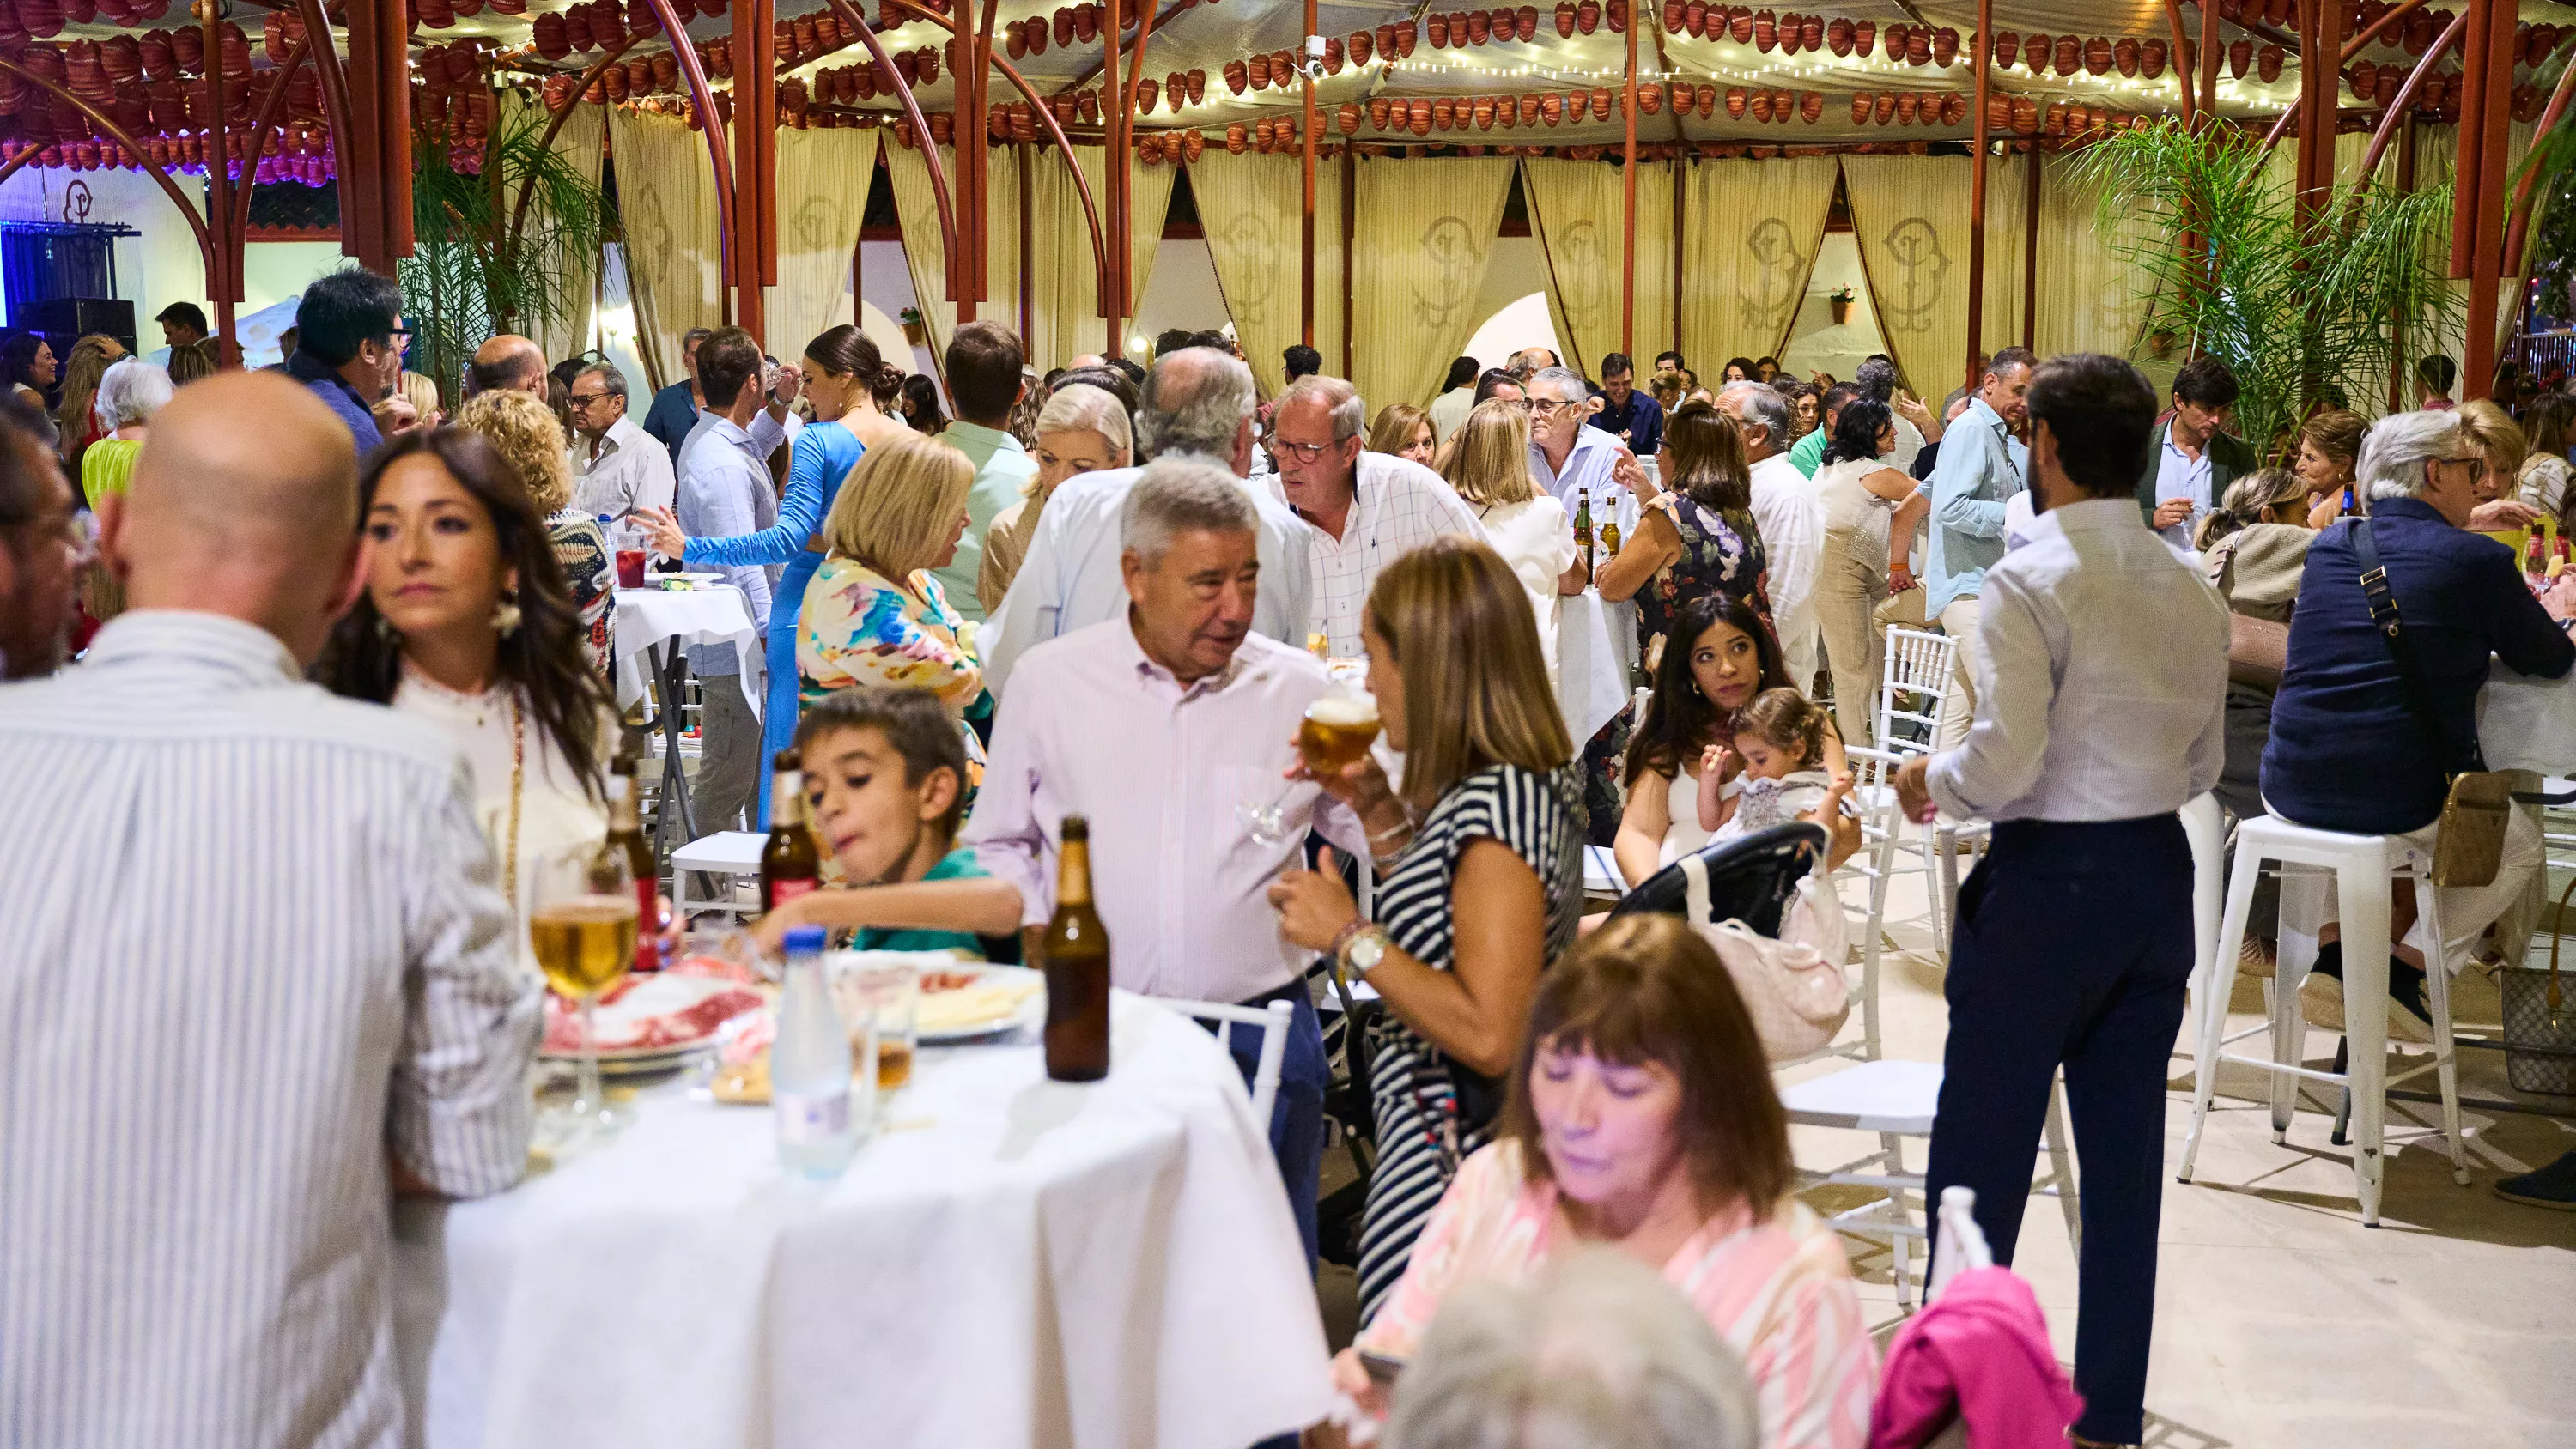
top-left (1923, 348), bottom-right (2035, 750)
top-left (1717, 380), bottom-right (1823, 694)
top-left (463, 333), bottom-right (546, 398)
top-left (1524, 366), bottom-right (1642, 519)
top-left (673, 328), bottom-right (775, 834)
top-left (1, 373), bottom-right (538, 1448)
top-left (568, 362), bottom-right (677, 520)
top-left (981, 347), bottom-right (1314, 695)
top-left (1895, 355), bottom-right (2227, 1449)
top-left (1273, 373), bottom-right (1487, 658)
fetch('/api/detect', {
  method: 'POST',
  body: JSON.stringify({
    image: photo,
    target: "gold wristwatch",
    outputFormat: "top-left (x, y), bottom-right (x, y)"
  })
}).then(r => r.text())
top-left (1337, 923), bottom-right (1394, 979)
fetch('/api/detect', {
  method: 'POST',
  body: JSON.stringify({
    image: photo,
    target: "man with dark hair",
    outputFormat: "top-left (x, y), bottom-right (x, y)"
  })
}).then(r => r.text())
top-left (2136, 354), bottom-right (2256, 547)
top-left (937, 320), bottom-right (1036, 621)
top-left (643, 325), bottom-right (715, 464)
top-left (1653, 349), bottom-right (1683, 374)
top-left (1896, 354), bottom-right (2227, 1449)
top-left (155, 301), bottom-right (208, 350)
top-left (285, 266), bottom-right (408, 452)
top-left (1281, 344), bottom-right (1322, 382)
top-left (1590, 351), bottom-right (1662, 456)
top-left (672, 327), bottom-right (773, 835)
top-left (1429, 354), bottom-right (1480, 442)
top-left (1924, 344), bottom-right (2036, 749)
top-left (463, 334), bottom-right (547, 399)
top-left (1189, 328), bottom-right (1234, 355)
top-left (2415, 351), bottom-right (2458, 409)
top-left (0, 420), bottom-right (78, 678)
top-left (1154, 328), bottom-right (1198, 361)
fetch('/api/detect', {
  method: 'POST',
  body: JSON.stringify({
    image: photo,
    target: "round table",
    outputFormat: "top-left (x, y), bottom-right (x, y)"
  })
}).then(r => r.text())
top-left (393, 992), bottom-right (1332, 1449)
top-left (610, 585), bottom-right (762, 717)
top-left (2477, 658), bottom-right (2576, 776)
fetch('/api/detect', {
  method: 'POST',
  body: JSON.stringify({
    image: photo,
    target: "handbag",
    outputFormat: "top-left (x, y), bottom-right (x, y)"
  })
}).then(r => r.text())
top-left (2350, 518), bottom-right (2516, 888)
top-left (2500, 873), bottom-right (2576, 1096)
top-left (1680, 851), bottom-right (1851, 1061)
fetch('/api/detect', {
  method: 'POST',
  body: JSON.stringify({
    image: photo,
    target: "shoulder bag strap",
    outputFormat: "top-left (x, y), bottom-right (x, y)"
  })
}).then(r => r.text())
top-left (2353, 517), bottom-right (2489, 777)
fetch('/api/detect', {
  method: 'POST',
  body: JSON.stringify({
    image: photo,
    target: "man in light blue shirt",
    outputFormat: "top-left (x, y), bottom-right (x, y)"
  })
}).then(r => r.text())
top-left (1923, 346), bottom-right (2033, 749)
top-left (673, 328), bottom-right (775, 834)
top-left (933, 321), bottom-right (1037, 622)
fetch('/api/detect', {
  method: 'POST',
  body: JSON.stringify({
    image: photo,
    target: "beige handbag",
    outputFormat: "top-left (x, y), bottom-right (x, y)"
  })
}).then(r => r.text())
top-left (1680, 852), bottom-right (1851, 1061)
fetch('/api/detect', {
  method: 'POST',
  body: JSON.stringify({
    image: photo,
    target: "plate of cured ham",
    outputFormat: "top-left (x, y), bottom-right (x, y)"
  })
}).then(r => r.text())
top-left (541, 961), bottom-right (769, 1074)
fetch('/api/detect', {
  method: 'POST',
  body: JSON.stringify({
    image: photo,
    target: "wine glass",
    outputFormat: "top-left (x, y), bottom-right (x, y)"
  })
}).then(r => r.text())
top-left (529, 841), bottom-right (641, 1142)
top-left (1239, 692), bottom-right (1383, 847)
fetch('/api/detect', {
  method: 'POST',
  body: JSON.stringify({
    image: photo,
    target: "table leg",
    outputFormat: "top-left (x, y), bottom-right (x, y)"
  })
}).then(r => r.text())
top-left (648, 642), bottom-right (698, 859)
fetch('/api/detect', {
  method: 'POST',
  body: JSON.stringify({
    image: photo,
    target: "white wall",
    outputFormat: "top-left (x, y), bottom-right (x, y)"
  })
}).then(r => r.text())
top-left (1127, 237), bottom-right (1231, 356)
top-left (1779, 233), bottom-right (1889, 385)
top-left (0, 167), bottom-right (204, 341)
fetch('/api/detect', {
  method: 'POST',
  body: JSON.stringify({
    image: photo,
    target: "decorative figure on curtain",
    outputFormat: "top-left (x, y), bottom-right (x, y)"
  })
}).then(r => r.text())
top-left (629, 179), bottom-right (677, 276)
top-left (1740, 216), bottom-right (1802, 334)
top-left (1413, 216), bottom-right (1485, 328)
top-left (1219, 209), bottom-right (1285, 328)
top-left (1878, 216), bottom-right (1949, 337)
top-left (1558, 218), bottom-right (1612, 326)
top-left (791, 193), bottom-right (841, 252)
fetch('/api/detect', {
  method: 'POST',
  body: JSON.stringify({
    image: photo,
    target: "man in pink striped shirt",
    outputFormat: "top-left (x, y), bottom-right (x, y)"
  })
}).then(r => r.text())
top-left (964, 457), bottom-right (1372, 1263)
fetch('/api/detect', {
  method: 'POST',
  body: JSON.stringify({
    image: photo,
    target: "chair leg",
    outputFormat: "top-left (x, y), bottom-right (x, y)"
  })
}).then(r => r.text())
top-left (2181, 842), bottom-right (2268, 1183)
top-left (2272, 870), bottom-right (2331, 1141)
top-left (2415, 865), bottom-right (2472, 1187)
top-left (2337, 858), bottom-right (2394, 1227)
top-left (1880, 1130), bottom-right (1916, 1311)
top-left (2044, 1076), bottom-right (2081, 1256)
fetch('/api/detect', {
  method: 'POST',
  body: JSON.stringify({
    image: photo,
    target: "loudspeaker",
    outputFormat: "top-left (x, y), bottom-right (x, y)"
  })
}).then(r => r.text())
top-left (21, 296), bottom-right (136, 355)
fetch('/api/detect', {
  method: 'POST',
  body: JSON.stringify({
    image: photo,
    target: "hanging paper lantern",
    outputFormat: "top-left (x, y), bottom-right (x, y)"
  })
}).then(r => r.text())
top-left (1932, 27), bottom-right (1959, 67)
top-left (1852, 20), bottom-right (1874, 56)
top-left (2011, 95), bottom-right (2038, 133)
top-left (2050, 36), bottom-right (2076, 75)
top-left (1939, 94), bottom-right (1965, 126)
top-left (2257, 45), bottom-right (2283, 82)
top-left (532, 13), bottom-right (568, 59)
top-left (1521, 94), bottom-right (1542, 124)
top-left (1224, 121), bottom-right (1246, 153)
top-left (1587, 87), bottom-right (1611, 120)
top-left (1223, 58), bottom-right (1247, 94)
top-left (1850, 92), bottom-right (1872, 124)
top-left (1431, 97), bottom-right (1454, 129)
top-left (1516, 6), bottom-right (1539, 42)
top-left (1427, 12), bottom-right (1449, 45)
top-left (1073, 3), bottom-right (1097, 43)
top-left (1721, 84), bottom-right (1741, 118)
top-left (1370, 96), bottom-right (1391, 129)
top-left (2227, 39), bottom-right (2251, 79)
top-left (1750, 90), bottom-right (1774, 121)
top-left (1607, 0), bottom-right (1626, 33)
top-left (2114, 37), bottom-right (2139, 76)
top-left (1694, 83), bottom-right (1714, 118)
top-left (1395, 20), bottom-right (1418, 55)
top-left (1182, 129), bottom-right (1205, 161)
top-left (1799, 90), bottom-right (1821, 123)
top-left (2022, 32), bottom-right (2049, 74)
top-left (1883, 22), bottom-right (1907, 61)
top-left (1753, 8), bottom-right (1776, 51)
top-left (1410, 97), bottom-right (1432, 134)
top-left (1827, 17), bottom-right (1851, 56)
top-left (1905, 27), bottom-right (1929, 65)
top-left (2142, 38), bottom-right (2167, 79)
top-left (1894, 94), bottom-right (1918, 124)
top-left (2083, 36), bottom-right (2110, 76)
top-left (1577, 1), bottom-right (1598, 35)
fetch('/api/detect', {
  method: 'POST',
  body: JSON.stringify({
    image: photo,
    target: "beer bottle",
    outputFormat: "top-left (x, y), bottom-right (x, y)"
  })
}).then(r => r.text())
top-left (2526, 530), bottom-right (2549, 584)
top-left (1602, 517), bottom-right (1624, 556)
top-left (761, 749), bottom-right (823, 912)
top-left (606, 755), bottom-right (662, 973)
top-left (1573, 488), bottom-right (1595, 569)
top-left (1042, 815), bottom-right (1112, 1082)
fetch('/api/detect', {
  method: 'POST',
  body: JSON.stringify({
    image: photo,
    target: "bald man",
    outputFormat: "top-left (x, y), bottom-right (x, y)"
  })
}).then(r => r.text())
top-left (0, 370), bottom-right (541, 1448)
top-left (465, 333), bottom-right (547, 398)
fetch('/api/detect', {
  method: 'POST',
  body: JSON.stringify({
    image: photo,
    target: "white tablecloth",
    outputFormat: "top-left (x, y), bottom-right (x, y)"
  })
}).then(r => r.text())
top-left (611, 585), bottom-right (764, 716)
top-left (393, 992), bottom-right (1331, 1449)
top-left (2478, 657), bottom-right (2576, 777)
top-left (1558, 589), bottom-right (1641, 744)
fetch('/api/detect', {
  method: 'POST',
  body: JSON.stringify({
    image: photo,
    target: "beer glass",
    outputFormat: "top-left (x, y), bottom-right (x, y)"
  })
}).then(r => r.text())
top-left (1239, 692), bottom-right (1381, 846)
top-left (530, 842), bottom-right (639, 1141)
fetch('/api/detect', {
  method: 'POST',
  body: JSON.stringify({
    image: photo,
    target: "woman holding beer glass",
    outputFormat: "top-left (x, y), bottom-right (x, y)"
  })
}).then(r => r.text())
top-left (1267, 538), bottom-right (1585, 1323)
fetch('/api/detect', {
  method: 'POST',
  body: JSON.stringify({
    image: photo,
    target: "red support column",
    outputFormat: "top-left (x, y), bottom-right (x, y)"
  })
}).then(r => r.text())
top-left (1103, 0), bottom-right (1126, 358)
top-left (199, 0), bottom-right (236, 363)
top-left (1302, 0), bottom-right (1317, 346)
top-left (2464, 0), bottom-right (2517, 397)
top-left (1964, 0), bottom-right (1990, 397)
top-left (732, 0), bottom-right (775, 346)
top-left (1619, 9), bottom-right (1637, 357)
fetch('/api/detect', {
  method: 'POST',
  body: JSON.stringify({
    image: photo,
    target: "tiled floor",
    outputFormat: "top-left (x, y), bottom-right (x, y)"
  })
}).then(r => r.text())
top-left (1318, 864), bottom-right (2576, 1449)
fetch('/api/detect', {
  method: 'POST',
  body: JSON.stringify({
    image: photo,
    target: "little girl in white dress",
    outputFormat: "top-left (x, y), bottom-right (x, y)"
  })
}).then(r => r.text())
top-left (1698, 687), bottom-right (1856, 840)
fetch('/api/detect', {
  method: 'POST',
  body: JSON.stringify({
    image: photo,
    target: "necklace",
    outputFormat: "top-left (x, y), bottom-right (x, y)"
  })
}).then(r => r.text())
top-left (502, 695), bottom-right (525, 915)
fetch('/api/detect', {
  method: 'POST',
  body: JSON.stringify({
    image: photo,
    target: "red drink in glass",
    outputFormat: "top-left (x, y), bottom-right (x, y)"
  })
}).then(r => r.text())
top-left (616, 549), bottom-right (647, 588)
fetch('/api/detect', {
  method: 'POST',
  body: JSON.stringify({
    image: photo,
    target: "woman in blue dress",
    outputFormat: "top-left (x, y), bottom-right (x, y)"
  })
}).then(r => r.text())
top-left (644, 325), bottom-right (908, 823)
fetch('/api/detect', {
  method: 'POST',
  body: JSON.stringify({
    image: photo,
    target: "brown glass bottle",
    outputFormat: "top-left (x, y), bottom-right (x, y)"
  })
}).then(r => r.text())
top-left (1041, 815), bottom-right (1111, 1082)
top-left (761, 749), bottom-right (822, 912)
top-left (607, 755), bottom-right (661, 972)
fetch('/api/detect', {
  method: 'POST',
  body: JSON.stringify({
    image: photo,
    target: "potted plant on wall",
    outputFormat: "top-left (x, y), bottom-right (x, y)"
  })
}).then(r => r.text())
top-left (900, 306), bottom-right (927, 345)
top-left (1828, 284), bottom-right (1856, 325)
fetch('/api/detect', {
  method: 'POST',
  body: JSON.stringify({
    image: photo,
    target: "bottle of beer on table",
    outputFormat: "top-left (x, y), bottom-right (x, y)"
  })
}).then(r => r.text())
top-left (1573, 487), bottom-right (1595, 572)
top-left (1042, 815), bottom-right (1111, 1082)
top-left (606, 754), bottom-right (661, 973)
top-left (762, 749), bottom-right (822, 912)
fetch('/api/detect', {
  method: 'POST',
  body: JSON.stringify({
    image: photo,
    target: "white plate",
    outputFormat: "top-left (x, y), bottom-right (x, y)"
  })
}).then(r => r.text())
top-left (915, 963), bottom-right (1047, 1043)
top-left (541, 973), bottom-right (766, 1062)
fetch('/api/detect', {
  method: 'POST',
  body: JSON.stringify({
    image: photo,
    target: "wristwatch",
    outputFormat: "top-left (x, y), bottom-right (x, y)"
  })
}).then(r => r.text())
top-left (1335, 922), bottom-right (1394, 979)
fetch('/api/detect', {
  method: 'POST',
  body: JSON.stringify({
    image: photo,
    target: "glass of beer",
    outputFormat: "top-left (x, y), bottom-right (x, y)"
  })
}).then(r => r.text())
top-left (1297, 690), bottom-right (1383, 776)
top-left (834, 957), bottom-right (920, 1096)
top-left (530, 841), bottom-right (640, 1141)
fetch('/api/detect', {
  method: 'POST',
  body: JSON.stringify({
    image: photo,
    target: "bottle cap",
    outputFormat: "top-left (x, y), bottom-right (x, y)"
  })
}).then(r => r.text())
top-left (784, 925), bottom-right (827, 954)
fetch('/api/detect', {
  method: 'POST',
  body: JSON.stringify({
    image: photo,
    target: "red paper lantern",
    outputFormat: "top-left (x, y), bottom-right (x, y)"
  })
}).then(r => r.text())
top-left (1555, 3), bottom-right (1574, 39)
top-left (1516, 6), bottom-right (1539, 42)
top-left (1884, 22), bottom-right (1907, 61)
top-left (2228, 39), bottom-right (2251, 79)
top-left (1800, 90), bottom-right (1821, 123)
top-left (1932, 27), bottom-right (1959, 67)
top-left (2257, 44), bottom-right (2283, 82)
top-left (1851, 92), bottom-right (1872, 124)
top-left (1723, 85), bottom-right (1745, 118)
top-left (2116, 38), bottom-right (2139, 76)
top-left (1577, 0), bottom-right (1599, 36)
top-left (2142, 38), bottom-right (2167, 79)
top-left (1827, 17), bottom-right (1851, 56)
top-left (1852, 20), bottom-right (1873, 56)
top-left (2023, 32), bottom-right (2050, 74)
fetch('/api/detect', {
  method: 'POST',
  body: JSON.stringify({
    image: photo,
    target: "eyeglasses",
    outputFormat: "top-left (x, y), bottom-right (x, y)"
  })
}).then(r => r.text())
top-left (1272, 438), bottom-right (1336, 464)
top-left (1527, 398), bottom-right (1582, 417)
top-left (567, 391), bottom-right (613, 409)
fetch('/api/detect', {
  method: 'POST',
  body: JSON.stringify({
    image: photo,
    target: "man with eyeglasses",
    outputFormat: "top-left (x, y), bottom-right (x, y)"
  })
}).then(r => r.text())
top-left (0, 414), bottom-right (81, 679)
top-left (283, 267), bottom-right (409, 454)
top-left (1524, 366), bottom-right (1643, 521)
top-left (568, 362), bottom-right (676, 521)
top-left (1272, 373), bottom-right (1484, 658)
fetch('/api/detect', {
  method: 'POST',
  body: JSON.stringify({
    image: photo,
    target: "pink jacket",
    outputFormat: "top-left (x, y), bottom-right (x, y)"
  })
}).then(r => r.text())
top-left (1867, 1268), bottom-right (2082, 1449)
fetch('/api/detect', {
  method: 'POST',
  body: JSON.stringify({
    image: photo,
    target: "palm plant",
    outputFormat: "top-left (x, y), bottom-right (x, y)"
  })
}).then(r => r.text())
top-left (2076, 121), bottom-right (2459, 458)
top-left (401, 103), bottom-right (609, 408)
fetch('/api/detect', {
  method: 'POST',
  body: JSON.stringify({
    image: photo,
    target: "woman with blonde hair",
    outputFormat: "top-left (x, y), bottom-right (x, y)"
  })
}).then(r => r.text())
top-left (455, 386), bottom-right (613, 673)
top-left (2455, 397), bottom-right (2529, 506)
top-left (2517, 391), bottom-right (2574, 518)
top-left (1366, 401), bottom-right (1436, 467)
top-left (800, 429), bottom-right (988, 782)
top-left (165, 337), bottom-right (217, 387)
top-left (1267, 537), bottom-right (1584, 1323)
top-left (2294, 406), bottom-right (2368, 525)
top-left (52, 332), bottom-right (123, 473)
top-left (1439, 398), bottom-right (1582, 696)
top-left (979, 380), bottom-right (1130, 611)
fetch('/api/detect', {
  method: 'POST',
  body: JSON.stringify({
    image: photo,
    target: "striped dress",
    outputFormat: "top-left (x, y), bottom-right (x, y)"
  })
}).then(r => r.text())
top-left (1354, 761), bottom-right (1583, 1323)
top-left (1355, 1142), bottom-right (1877, 1449)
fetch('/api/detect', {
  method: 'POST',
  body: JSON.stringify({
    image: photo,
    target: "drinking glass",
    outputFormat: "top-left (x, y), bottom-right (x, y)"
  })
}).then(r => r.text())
top-left (529, 842), bottom-right (641, 1141)
top-left (1238, 690), bottom-right (1382, 846)
top-left (837, 958), bottom-right (920, 1095)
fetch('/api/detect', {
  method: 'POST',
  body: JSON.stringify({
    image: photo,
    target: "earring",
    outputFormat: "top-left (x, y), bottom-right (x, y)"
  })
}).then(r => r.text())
top-left (374, 615), bottom-right (397, 641)
top-left (492, 592), bottom-right (522, 639)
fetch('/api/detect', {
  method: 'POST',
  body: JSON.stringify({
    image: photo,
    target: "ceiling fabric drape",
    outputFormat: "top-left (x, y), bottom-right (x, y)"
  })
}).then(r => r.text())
top-left (887, 142), bottom-right (1019, 372)
top-left (2033, 148), bottom-right (2160, 366)
top-left (1678, 155), bottom-right (1836, 375)
top-left (1842, 153), bottom-right (2027, 400)
top-left (1522, 156), bottom-right (1674, 378)
top-left (504, 92), bottom-right (604, 367)
top-left (1191, 149), bottom-right (1345, 398)
top-left (1352, 152), bottom-right (1514, 411)
top-left (764, 125), bottom-right (879, 360)
top-left (605, 106), bottom-right (721, 387)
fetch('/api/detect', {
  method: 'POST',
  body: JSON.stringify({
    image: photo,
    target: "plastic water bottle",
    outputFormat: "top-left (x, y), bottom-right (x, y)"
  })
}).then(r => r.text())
top-left (774, 926), bottom-right (858, 1179)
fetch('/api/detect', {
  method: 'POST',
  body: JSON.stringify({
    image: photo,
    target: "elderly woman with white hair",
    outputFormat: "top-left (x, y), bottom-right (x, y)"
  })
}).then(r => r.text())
top-left (978, 380), bottom-right (1131, 612)
top-left (80, 358), bottom-right (174, 508)
top-left (2262, 408), bottom-right (2576, 1057)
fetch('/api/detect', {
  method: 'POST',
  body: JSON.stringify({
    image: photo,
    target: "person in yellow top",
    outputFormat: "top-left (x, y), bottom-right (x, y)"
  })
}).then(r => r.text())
top-left (799, 430), bottom-right (989, 787)
top-left (80, 359), bottom-right (175, 509)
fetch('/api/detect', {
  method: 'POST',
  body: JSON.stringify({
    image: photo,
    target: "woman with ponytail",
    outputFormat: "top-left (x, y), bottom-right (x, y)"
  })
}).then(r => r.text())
top-left (643, 325), bottom-right (910, 822)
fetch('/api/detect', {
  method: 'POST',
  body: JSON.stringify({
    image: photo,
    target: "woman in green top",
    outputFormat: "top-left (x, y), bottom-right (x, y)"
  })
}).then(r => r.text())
top-left (80, 359), bottom-right (173, 509)
top-left (749, 686), bottom-right (1023, 957)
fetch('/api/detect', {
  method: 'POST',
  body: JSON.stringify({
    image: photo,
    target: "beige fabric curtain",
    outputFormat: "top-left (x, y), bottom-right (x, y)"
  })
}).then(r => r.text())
top-left (887, 142), bottom-right (1018, 368)
top-left (1678, 155), bottom-right (1837, 373)
top-left (1522, 157), bottom-right (1675, 376)
top-left (606, 106), bottom-right (722, 388)
top-left (1352, 153), bottom-right (1514, 410)
top-left (503, 92), bottom-right (605, 365)
top-left (2407, 122), bottom-right (2537, 393)
top-left (1842, 154), bottom-right (2026, 400)
top-left (2033, 149), bottom-right (2161, 362)
top-left (764, 125), bottom-right (880, 357)
top-left (1192, 149), bottom-right (1348, 397)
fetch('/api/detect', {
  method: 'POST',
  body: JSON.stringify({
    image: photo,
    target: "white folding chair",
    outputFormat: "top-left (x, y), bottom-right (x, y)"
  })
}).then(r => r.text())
top-left (670, 830), bottom-right (768, 928)
top-left (1164, 997), bottom-right (1299, 1129)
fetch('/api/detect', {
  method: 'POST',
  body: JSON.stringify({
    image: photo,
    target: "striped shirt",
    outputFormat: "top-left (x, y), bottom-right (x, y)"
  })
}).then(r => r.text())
top-left (1300, 452), bottom-right (1488, 658)
top-left (0, 610), bottom-right (541, 1449)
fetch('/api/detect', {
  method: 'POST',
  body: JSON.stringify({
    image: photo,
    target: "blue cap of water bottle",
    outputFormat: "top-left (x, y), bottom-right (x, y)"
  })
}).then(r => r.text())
top-left (784, 925), bottom-right (828, 954)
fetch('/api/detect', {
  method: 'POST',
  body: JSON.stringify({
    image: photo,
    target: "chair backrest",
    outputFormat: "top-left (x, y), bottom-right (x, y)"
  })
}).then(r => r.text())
top-left (1165, 997), bottom-right (1297, 1128)
top-left (1874, 627), bottom-right (1959, 757)
top-left (1607, 822), bottom-right (1827, 937)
